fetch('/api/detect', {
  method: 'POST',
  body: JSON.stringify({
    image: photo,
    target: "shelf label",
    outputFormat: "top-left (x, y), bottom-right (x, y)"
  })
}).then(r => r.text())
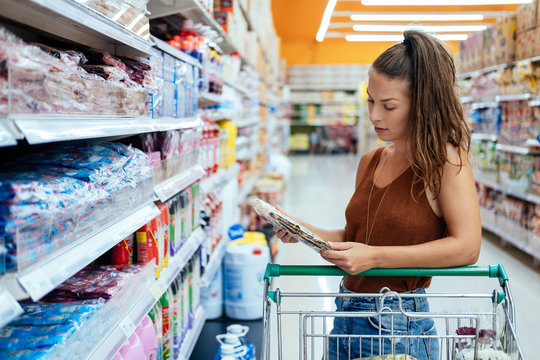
top-left (150, 282), bottom-right (163, 301)
top-left (119, 317), bottom-right (136, 338)
top-left (19, 271), bottom-right (54, 301)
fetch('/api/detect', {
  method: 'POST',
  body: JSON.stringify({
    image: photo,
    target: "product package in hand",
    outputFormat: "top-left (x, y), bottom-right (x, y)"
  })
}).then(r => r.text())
top-left (251, 198), bottom-right (332, 252)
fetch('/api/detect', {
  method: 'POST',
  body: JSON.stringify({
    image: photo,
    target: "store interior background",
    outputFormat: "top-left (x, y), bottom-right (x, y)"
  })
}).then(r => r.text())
top-left (1, 0), bottom-right (540, 359)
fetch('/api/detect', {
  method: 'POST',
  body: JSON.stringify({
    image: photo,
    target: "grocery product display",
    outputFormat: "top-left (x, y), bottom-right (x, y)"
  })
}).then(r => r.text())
top-left (0, 0), bottom-right (286, 358)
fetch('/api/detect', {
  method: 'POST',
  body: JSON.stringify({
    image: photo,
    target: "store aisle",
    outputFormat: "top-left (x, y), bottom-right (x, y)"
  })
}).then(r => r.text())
top-left (273, 154), bottom-right (539, 360)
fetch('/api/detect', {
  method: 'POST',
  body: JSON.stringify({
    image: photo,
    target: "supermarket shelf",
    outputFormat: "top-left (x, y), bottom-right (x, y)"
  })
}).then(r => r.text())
top-left (179, 306), bottom-right (207, 360)
top-left (496, 94), bottom-right (533, 102)
top-left (154, 165), bottom-right (205, 202)
top-left (5, 115), bottom-right (201, 144)
top-left (224, 79), bottom-right (252, 99)
top-left (471, 102), bottom-right (499, 110)
top-left (460, 96), bottom-right (473, 104)
top-left (289, 85), bottom-right (358, 91)
top-left (475, 176), bottom-right (540, 205)
top-left (86, 227), bottom-right (206, 360)
top-left (0, 202), bottom-right (160, 301)
top-left (201, 237), bottom-right (228, 287)
top-left (152, 36), bottom-right (203, 69)
top-left (1, 0), bottom-right (154, 57)
top-left (237, 173), bottom-right (262, 204)
top-left (198, 92), bottom-right (223, 108)
top-left (200, 164), bottom-right (239, 194)
top-left (458, 64), bottom-right (508, 80)
top-left (0, 287), bottom-right (23, 329)
top-left (152, 117), bottom-right (202, 132)
top-left (147, 0), bottom-right (239, 55)
top-left (290, 100), bottom-right (359, 105)
top-left (481, 221), bottom-right (540, 262)
top-left (11, 115), bottom-right (154, 145)
top-left (291, 121), bottom-right (357, 127)
top-left (0, 121), bottom-right (17, 147)
top-left (471, 133), bottom-right (498, 142)
top-left (235, 117), bottom-right (260, 128)
top-left (495, 143), bottom-right (540, 155)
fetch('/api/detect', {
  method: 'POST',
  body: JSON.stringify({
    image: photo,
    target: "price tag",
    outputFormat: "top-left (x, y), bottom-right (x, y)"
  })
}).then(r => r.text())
top-left (150, 282), bottom-right (163, 301)
top-left (19, 271), bottom-right (54, 301)
top-left (119, 317), bottom-right (136, 338)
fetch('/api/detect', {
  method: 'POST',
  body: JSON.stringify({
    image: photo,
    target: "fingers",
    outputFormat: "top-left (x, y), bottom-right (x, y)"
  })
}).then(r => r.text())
top-left (273, 226), bottom-right (298, 243)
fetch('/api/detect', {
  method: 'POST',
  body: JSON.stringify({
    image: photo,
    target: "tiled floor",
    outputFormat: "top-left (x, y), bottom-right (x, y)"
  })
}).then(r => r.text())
top-left (269, 154), bottom-right (539, 360)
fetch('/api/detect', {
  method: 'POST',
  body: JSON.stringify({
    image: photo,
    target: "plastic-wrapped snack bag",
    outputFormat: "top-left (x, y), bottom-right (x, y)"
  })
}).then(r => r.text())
top-left (251, 198), bottom-right (332, 252)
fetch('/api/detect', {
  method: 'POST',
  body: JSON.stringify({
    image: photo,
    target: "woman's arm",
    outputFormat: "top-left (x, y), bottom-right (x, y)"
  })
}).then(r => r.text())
top-left (320, 145), bottom-right (482, 274)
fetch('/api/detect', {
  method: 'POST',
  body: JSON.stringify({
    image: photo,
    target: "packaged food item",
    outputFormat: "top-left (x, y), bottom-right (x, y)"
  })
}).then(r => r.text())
top-left (112, 234), bottom-right (134, 265)
top-left (251, 199), bottom-right (332, 252)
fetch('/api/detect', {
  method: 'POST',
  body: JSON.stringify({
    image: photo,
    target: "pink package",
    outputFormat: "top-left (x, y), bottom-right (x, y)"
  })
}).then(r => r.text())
top-left (120, 332), bottom-right (146, 360)
top-left (136, 315), bottom-right (158, 359)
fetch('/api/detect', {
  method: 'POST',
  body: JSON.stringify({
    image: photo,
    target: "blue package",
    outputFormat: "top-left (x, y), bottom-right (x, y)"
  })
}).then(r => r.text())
top-left (0, 346), bottom-right (54, 360)
top-left (0, 324), bottom-right (77, 350)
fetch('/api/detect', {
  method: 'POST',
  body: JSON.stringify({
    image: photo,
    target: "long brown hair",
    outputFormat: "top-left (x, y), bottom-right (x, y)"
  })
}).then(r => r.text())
top-left (371, 30), bottom-right (470, 197)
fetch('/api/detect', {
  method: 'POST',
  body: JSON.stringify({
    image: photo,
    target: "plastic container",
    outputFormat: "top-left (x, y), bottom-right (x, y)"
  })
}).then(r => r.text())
top-left (228, 231), bottom-right (268, 247)
top-left (224, 244), bottom-right (270, 320)
top-left (201, 263), bottom-right (223, 319)
top-left (227, 324), bottom-right (255, 360)
top-left (119, 332), bottom-right (146, 360)
top-left (136, 315), bottom-right (158, 360)
top-left (214, 333), bottom-right (249, 360)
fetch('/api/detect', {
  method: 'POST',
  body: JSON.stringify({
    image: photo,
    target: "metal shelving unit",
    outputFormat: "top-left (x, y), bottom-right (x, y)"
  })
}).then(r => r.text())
top-left (147, 0), bottom-right (240, 55)
top-left (154, 165), bottom-right (205, 202)
top-left (0, 202), bottom-right (160, 301)
top-left (2, 115), bottom-right (202, 145)
top-left (1, 0), bottom-right (154, 57)
top-left (85, 227), bottom-right (206, 360)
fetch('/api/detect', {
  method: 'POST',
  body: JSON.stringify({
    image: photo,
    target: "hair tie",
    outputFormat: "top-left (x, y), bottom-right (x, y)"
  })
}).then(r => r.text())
top-left (403, 37), bottom-right (412, 49)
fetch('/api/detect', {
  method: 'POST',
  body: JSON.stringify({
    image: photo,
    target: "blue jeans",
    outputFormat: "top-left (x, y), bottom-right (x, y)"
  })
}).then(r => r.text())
top-left (327, 282), bottom-right (439, 360)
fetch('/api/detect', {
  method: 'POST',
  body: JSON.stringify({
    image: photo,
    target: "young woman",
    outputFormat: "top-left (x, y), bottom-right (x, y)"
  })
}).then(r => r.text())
top-left (274, 30), bottom-right (482, 360)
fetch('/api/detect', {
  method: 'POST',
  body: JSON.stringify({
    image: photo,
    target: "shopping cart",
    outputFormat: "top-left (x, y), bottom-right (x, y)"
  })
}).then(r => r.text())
top-left (262, 264), bottom-right (525, 360)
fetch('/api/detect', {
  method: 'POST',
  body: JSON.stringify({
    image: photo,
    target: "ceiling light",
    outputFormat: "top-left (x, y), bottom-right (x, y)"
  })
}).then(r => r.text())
top-left (352, 24), bottom-right (487, 32)
top-left (362, 0), bottom-right (531, 5)
top-left (345, 34), bottom-right (469, 41)
top-left (350, 13), bottom-right (485, 21)
top-left (316, 0), bottom-right (338, 42)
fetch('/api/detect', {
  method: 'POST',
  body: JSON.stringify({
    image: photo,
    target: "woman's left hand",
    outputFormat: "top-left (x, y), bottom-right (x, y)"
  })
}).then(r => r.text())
top-left (320, 241), bottom-right (377, 275)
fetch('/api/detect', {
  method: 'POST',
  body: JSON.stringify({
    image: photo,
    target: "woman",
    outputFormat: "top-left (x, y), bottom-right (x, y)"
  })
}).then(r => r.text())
top-left (274, 30), bottom-right (482, 360)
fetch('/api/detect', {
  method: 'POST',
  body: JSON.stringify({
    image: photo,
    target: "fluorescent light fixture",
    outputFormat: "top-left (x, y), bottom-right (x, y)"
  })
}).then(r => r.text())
top-left (345, 34), bottom-right (469, 41)
top-left (350, 13), bottom-right (485, 21)
top-left (352, 24), bottom-right (487, 32)
top-left (362, 0), bottom-right (531, 5)
top-left (316, 0), bottom-right (338, 42)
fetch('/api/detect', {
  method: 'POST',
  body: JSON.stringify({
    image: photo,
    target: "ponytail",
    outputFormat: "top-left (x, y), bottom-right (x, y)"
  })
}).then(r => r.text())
top-left (371, 30), bottom-right (470, 198)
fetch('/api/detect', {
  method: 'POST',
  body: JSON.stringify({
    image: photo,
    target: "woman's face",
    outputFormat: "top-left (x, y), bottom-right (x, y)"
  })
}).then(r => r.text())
top-left (367, 70), bottom-right (411, 143)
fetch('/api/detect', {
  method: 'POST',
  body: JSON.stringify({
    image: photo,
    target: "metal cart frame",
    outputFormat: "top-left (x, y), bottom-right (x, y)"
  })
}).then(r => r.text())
top-left (262, 264), bottom-right (525, 360)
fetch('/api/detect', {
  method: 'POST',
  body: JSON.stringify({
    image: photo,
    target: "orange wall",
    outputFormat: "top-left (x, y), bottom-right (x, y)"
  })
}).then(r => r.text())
top-left (280, 38), bottom-right (459, 65)
top-left (271, 0), bottom-right (516, 66)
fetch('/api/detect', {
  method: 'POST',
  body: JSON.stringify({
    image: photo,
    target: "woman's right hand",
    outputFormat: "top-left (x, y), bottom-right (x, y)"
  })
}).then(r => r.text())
top-left (272, 205), bottom-right (299, 244)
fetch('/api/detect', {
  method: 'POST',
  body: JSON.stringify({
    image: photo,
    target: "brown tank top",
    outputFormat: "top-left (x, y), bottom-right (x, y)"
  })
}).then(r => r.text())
top-left (344, 146), bottom-right (448, 293)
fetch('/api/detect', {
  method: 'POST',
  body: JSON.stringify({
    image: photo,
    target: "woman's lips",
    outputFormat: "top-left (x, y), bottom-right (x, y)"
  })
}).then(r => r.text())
top-left (374, 127), bottom-right (387, 133)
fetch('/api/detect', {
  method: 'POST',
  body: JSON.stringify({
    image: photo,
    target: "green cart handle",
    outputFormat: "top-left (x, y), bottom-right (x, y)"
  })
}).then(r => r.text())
top-left (264, 264), bottom-right (509, 287)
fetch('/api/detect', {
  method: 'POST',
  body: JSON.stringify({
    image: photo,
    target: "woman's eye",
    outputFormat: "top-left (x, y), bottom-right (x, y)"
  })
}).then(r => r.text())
top-left (367, 99), bottom-right (374, 103)
top-left (384, 106), bottom-right (395, 111)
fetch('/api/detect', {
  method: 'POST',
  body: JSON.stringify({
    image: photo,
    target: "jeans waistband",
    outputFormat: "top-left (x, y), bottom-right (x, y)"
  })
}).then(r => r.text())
top-left (338, 278), bottom-right (428, 312)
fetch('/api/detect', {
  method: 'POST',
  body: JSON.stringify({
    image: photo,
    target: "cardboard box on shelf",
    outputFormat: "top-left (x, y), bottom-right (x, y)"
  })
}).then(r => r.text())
top-left (516, 29), bottom-right (534, 60)
top-left (214, 11), bottom-right (233, 33)
top-left (535, 27), bottom-right (540, 57)
top-left (483, 24), bottom-right (497, 68)
top-left (516, 0), bottom-right (537, 33)
top-left (495, 14), bottom-right (517, 65)
top-left (214, 0), bottom-right (234, 13)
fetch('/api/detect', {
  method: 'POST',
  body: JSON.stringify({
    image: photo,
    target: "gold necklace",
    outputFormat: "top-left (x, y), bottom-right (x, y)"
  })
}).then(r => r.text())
top-left (365, 151), bottom-right (393, 245)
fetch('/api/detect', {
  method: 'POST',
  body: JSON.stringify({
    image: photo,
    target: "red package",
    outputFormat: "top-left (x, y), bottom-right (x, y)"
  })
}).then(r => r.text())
top-left (136, 218), bottom-right (159, 268)
top-left (157, 202), bottom-right (170, 267)
top-left (112, 234), bottom-right (134, 265)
